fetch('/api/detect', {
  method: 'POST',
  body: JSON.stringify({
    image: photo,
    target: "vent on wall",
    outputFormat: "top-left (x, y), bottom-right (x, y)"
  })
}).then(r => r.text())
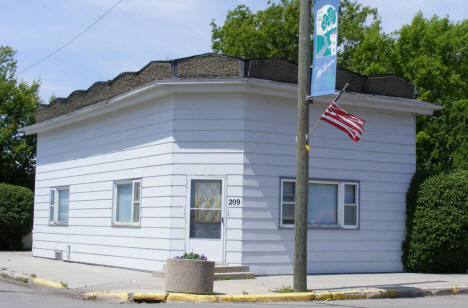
top-left (54, 250), bottom-right (63, 261)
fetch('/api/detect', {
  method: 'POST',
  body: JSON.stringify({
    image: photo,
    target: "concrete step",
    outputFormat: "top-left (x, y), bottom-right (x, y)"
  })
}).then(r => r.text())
top-left (152, 264), bottom-right (255, 280)
top-left (214, 271), bottom-right (255, 280)
top-left (214, 265), bottom-right (250, 273)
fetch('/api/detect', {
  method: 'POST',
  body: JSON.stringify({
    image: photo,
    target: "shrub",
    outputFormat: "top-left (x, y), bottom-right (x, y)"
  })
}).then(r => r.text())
top-left (402, 170), bottom-right (468, 273)
top-left (0, 183), bottom-right (34, 250)
top-left (401, 169), bottom-right (434, 265)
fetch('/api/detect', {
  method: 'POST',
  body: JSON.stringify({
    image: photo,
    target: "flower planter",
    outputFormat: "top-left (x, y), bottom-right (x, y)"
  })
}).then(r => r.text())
top-left (165, 258), bottom-right (215, 294)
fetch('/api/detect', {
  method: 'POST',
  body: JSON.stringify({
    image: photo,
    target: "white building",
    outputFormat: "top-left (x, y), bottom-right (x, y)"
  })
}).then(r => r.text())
top-left (22, 54), bottom-right (441, 275)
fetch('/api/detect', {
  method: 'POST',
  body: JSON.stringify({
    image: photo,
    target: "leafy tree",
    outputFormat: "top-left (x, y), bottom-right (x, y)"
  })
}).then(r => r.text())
top-left (392, 15), bottom-right (468, 173)
top-left (0, 183), bottom-right (34, 250)
top-left (341, 21), bottom-right (395, 75)
top-left (211, 0), bottom-right (380, 64)
top-left (0, 46), bottom-right (40, 189)
top-left (392, 14), bottom-right (467, 104)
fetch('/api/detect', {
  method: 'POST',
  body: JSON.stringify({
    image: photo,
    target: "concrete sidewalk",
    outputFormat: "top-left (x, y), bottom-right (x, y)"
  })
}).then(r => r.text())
top-left (1, 251), bottom-right (467, 301)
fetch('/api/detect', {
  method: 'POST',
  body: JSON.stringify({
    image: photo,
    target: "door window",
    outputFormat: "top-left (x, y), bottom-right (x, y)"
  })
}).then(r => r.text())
top-left (190, 180), bottom-right (222, 239)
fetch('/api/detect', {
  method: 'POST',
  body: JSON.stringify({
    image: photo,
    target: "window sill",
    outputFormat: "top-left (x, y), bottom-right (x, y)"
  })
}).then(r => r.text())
top-left (49, 222), bottom-right (68, 226)
top-left (112, 223), bottom-right (141, 228)
top-left (280, 224), bottom-right (358, 230)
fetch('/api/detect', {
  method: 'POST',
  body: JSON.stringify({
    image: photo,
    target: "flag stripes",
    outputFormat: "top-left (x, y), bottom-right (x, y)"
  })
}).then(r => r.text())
top-left (320, 102), bottom-right (365, 142)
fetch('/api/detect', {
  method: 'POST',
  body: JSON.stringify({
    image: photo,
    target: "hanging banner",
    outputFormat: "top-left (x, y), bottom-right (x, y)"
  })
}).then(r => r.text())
top-left (310, 0), bottom-right (339, 97)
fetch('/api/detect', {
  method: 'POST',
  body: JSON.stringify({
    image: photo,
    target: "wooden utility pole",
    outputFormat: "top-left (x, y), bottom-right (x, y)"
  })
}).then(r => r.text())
top-left (294, 0), bottom-right (311, 292)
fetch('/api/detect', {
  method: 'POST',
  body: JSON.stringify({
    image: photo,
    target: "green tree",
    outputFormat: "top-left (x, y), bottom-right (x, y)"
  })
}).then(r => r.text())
top-left (0, 46), bottom-right (40, 189)
top-left (346, 13), bottom-right (468, 173)
top-left (393, 15), bottom-right (468, 173)
top-left (342, 21), bottom-right (395, 75)
top-left (0, 183), bottom-right (34, 250)
top-left (392, 14), bottom-right (467, 104)
top-left (211, 0), bottom-right (380, 64)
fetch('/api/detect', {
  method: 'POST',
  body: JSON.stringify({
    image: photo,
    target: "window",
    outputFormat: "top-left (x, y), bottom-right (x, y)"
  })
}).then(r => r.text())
top-left (49, 187), bottom-right (69, 224)
top-left (280, 179), bottom-right (359, 229)
top-left (189, 180), bottom-right (222, 239)
top-left (113, 179), bottom-right (141, 226)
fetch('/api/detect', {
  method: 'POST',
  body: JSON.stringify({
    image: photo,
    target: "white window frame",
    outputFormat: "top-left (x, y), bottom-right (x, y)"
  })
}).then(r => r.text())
top-left (112, 179), bottom-right (142, 227)
top-left (280, 178), bottom-right (359, 229)
top-left (49, 186), bottom-right (69, 225)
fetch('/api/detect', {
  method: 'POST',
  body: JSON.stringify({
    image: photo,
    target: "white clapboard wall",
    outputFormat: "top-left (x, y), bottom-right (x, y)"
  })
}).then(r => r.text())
top-left (32, 81), bottom-right (415, 274)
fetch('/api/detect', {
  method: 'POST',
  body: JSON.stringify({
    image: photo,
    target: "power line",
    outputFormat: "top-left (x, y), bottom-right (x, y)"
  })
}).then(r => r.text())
top-left (19, 0), bottom-right (124, 75)
top-left (0, 132), bottom-right (31, 163)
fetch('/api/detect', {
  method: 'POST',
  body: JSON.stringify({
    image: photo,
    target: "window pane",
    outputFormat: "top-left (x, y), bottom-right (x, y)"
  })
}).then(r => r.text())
top-left (133, 203), bottom-right (140, 223)
top-left (133, 182), bottom-right (140, 202)
top-left (190, 209), bottom-right (221, 238)
top-left (190, 180), bottom-right (222, 239)
top-left (57, 189), bottom-right (69, 222)
top-left (345, 184), bottom-right (356, 204)
top-left (282, 181), bottom-right (295, 202)
top-left (282, 203), bottom-right (295, 224)
top-left (308, 183), bottom-right (337, 225)
top-left (116, 183), bottom-right (132, 223)
top-left (50, 190), bottom-right (55, 205)
top-left (193, 182), bottom-right (221, 209)
top-left (49, 206), bottom-right (54, 222)
top-left (344, 205), bottom-right (357, 225)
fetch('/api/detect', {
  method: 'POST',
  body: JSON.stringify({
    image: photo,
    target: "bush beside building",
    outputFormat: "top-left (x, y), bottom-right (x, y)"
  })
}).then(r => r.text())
top-left (402, 170), bottom-right (468, 273)
top-left (0, 183), bottom-right (34, 250)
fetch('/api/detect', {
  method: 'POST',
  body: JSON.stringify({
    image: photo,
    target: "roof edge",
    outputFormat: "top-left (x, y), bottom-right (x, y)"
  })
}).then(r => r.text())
top-left (22, 78), bottom-right (441, 135)
top-left (36, 53), bottom-right (420, 123)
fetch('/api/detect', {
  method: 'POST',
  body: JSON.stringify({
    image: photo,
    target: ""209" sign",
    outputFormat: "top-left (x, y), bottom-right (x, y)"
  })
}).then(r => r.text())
top-left (227, 198), bottom-right (242, 207)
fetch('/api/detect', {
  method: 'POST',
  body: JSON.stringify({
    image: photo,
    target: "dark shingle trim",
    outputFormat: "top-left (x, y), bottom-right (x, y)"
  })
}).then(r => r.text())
top-left (35, 53), bottom-right (417, 123)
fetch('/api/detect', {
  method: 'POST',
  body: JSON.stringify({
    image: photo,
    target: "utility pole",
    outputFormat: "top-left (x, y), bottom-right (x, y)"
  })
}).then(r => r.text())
top-left (294, 0), bottom-right (311, 292)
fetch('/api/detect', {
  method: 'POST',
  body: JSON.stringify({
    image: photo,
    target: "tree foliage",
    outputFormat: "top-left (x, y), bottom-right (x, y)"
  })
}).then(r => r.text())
top-left (211, 0), bottom-right (380, 64)
top-left (0, 46), bottom-right (40, 189)
top-left (0, 183), bottom-right (34, 250)
top-left (391, 15), bottom-right (468, 173)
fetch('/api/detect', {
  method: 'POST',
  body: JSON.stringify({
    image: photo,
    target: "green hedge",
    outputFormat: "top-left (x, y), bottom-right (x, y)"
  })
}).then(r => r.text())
top-left (402, 170), bottom-right (468, 273)
top-left (0, 183), bottom-right (34, 250)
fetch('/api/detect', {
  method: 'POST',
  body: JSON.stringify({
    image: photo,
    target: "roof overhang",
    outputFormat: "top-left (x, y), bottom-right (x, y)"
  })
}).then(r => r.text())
top-left (20, 78), bottom-right (442, 135)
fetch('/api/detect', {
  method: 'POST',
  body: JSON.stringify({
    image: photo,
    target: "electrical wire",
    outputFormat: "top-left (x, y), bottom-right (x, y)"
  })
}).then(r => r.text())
top-left (19, 0), bottom-right (124, 74)
top-left (0, 132), bottom-right (30, 163)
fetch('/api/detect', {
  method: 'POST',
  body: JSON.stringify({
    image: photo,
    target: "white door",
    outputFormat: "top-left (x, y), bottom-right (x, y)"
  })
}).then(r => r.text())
top-left (186, 179), bottom-right (224, 262)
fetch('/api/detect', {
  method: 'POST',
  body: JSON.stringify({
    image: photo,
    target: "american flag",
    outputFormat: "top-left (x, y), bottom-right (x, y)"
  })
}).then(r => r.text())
top-left (320, 101), bottom-right (365, 142)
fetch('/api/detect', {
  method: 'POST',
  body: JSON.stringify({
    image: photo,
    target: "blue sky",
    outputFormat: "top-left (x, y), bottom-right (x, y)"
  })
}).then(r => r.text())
top-left (1, 0), bottom-right (466, 103)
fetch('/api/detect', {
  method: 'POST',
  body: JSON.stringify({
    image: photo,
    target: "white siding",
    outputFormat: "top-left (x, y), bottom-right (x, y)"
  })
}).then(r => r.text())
top-left (241, 93), bottom-right (414, 275)
top-left (171, 92), bottom-right (245, 263)
top-left (32, 81), bottom-right (418, 274)
top-left (33, 96), bottom-right (177, 271)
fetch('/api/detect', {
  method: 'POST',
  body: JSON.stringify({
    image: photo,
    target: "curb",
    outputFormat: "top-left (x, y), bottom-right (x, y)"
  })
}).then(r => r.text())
top-left (31, 278), bottom-right (65, 289)
top-left (132, 292), bottom-right (168, 302)
top-left (1, 270), bottom-right (65, 289)
top-left (83, 286), bottom-right (468, 303)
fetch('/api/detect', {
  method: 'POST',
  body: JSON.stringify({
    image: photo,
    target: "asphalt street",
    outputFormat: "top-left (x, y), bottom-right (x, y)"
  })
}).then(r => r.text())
top-left (1, 277), bottom-right (468, 308)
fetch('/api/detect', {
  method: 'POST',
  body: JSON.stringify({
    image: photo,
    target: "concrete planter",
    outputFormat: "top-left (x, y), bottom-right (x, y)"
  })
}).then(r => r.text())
top-left (165, 258), bottom-right (215, 294)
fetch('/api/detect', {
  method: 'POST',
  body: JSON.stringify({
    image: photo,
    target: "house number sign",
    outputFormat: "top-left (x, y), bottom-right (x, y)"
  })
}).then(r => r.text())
top-left (227, 197), bottom-right (242, 207)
